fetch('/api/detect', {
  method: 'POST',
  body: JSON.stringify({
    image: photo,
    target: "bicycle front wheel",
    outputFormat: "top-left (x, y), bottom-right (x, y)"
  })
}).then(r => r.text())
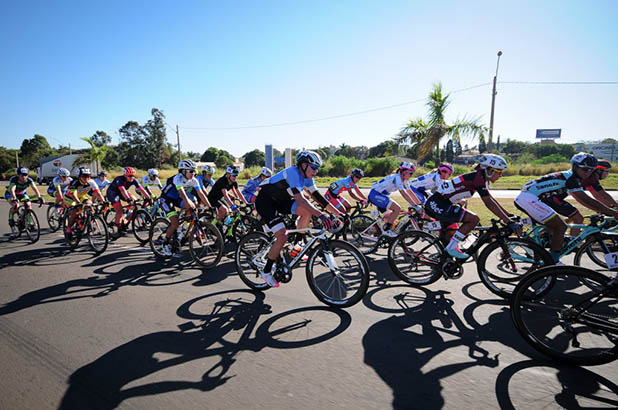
top-left (511, 265), bottom-right (618, 366)
top-left (87, 215), bottom-right (109, 254)
top-left (235, 231), bottom-right (272, 290)
top-left (149, 217), bottom-right (172, 259)
top-left (574, 234), bottom-right (618, 270)
top-left (387, 230), bottom-right (443, 286)
top-left (347, 215), bottom-right (381, 255)
top-left (131, 209), bottom-right (152, 245)
top-left (62, 213), bottom-right (81, 249)
top-left (24, 209), bottom-right (40, 243)
top-left (189, 220), bottom-right (224, 268)
top-left (305, 239), bottom-right (370, 308)
top-left (46, 204), bottom-right (61, 232)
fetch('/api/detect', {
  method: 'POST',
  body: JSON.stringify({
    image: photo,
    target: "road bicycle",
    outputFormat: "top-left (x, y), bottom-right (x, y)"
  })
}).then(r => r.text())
top-left (235, 218), bottom-right (370, 308)
top-left (388, 219), bottom-right (553, 299)
top-left (510, 265), bottom-right (618, 366)
top-left (62, 202), bottom-right (109, 254)
top-left (212, 203), bottom-right (261, 244)
top-left (9, 197), bottom-right (42, 243)
top-left (149, 209), bottom-right (224, 268)
top-left (105, 199), bottom-right (152, 244)
top-left (46, 202), bottom-right (67, 232)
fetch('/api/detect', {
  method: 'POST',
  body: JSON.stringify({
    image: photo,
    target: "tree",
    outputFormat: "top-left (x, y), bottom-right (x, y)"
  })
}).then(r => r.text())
top-left (91, 130), bottom-right (112, 147)
top-left (19, 134), bottom-right (53, 168)
top-left (79, 137), bottom-right (108, 173)
top-left (368, 141), bottom-right (398, 158)
top-left (0, 147), bottom-right (18, 174)
top-left (396, 83), bottom-right (486, 164)
top-left (142, 108), bottom-right (168, 168)
top-left (445, 139), bottom-right (454, 162)
top-left (478, 134), bottom-right (487, 154)
top-left (118, 121), bottom-right (147, 167)
top-left (201, 147), bottom-right (220, 162)
top-left (184, 151), bottom-right (201, 160)
top-left (243, 149), bottom-right (265, 167)
top-left (453, 139), bottom-right (462, 157)
top-left (502, 139), bottom-right (528, 155)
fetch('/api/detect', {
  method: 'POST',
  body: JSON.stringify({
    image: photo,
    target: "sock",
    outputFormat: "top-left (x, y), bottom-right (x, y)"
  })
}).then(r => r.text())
top-left (446, 231), bottom-right (466, 250)
top-left (264, 257), bottom-right (275, 273)
top-left (550, 251), bottom-right (560, 263)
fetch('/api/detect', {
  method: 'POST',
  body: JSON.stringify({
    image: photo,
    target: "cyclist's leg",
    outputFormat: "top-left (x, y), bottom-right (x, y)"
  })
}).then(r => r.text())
top-left (565, 209), bottom-right (584, 237)
top-left (425, 194), bottom-right (473, 257)
top-left (516, 192), bottom-right (566, 262)
top-left (384, 200), bottom-right (401, 226)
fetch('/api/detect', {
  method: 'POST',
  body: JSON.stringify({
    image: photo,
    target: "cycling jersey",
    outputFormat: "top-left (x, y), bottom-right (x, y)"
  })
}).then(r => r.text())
top-left (108, 175), bottom-right (143, 196)
top-left (371, 173), bottom-right (410, 195)
top-left (521, 170), bottom-right (587, 199)
top-left (258, 166), bottom-right (318, 202)
top-left (94, 177), bottom-right (110, 190)
top-left (47, 176), bottom-right (73, 195)
top-left (408, 172), bottom-right (442, 203)
top-left (328, 176), bottom-right (357, 197)
top-left (196, 175), bottom-right (215, 191)
top-left (140, 175), bottom-right (162, 189)
top-left (435, 170), bottom-right (490, 203)
top-left (242, 176), bottom-right (262, 202)
top-left (68, 178), bottom-right (100, 201)
top-left (161, 174), bottom-right (202, 200)
top-left (7, 176), bottom-right (35, 196)
top-left (208, 175), bottom-right (238, 206)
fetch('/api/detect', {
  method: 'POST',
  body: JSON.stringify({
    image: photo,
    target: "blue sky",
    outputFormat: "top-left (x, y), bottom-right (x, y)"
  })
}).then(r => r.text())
top-left (1, 0), bottom-right (616, 157)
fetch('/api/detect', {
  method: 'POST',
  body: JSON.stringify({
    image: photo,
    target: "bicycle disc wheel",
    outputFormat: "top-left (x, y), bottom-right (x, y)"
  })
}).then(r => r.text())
top-left (131, 209), bottom-right (152, 245)
top-left (87, 215), bottom-right (109, 254)
top-left (23, 209), bottom-right (40, 243)
top-left (235, 231), bottom-right (272, 290)
top-left (511, 265), bottom-right (618, 366)
top-left (188, 221), bottom-right (224, 268)
top-left (46, 204), bottom-right (61, 232)
top-left (387, 230), bottom-right (443, 286)
top-left (305, 239), bottom-right (370, 308)
top-left (477, 238), bottom-right (553, 299)
top-left (149, 217), bottom-right (172, 259)
top-left (347, 215), bottom-right (381, 255)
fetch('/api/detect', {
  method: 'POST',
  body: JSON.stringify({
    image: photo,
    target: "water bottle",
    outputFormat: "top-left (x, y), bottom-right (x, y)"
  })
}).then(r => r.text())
top-left (224, 215), bottom-right (233, 226)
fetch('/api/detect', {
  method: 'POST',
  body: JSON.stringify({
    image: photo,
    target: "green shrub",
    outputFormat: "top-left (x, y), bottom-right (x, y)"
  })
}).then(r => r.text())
top-left (532, 154), bottom-right (568, 165)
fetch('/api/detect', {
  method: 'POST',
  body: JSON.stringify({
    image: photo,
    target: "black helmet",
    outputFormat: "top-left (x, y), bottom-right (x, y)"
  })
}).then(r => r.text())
top-left (351, 168), bottom-right (364, 178)
top-left (78, 167), bottom-right (91, 176)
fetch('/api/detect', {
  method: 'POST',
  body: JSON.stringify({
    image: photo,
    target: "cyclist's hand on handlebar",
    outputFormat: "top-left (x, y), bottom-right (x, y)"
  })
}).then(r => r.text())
top-left (38, 197), bottom-right (44, 206)
top-left (508, 221), bottom-right (523, 236)
top-left (319, 214), bottom-right (333, 230)
top-left (360, 199), bottom-right (368, 206)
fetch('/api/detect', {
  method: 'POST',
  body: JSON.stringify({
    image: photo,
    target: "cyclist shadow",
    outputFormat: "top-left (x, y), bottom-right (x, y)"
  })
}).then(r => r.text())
top-left (365, 253), bottom-right (400, 287)
top-left (58, 289), bottom-right (351, 410)
top-left (363, 287), bottom-right (512, 409)
top-left (0, 246), bottom-right (76, 269)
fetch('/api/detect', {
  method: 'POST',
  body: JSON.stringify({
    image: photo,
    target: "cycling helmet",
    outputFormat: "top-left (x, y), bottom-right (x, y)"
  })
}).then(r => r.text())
top-left (477, 154), bottom-right (507, 170)
top-left (438, 162), bottom-right (454, 174)
top-left (123, 166), bottom-right (137, 177)
top-left (78, 167), bottom-right (91, 177)
top-left (57, 168), bottom-right (70, 177)
top-left (260, 167), bottom-right (273, 177)
top-left (202, 165), bottom-right (215, 174)
top-left (16, 167), bottom-right (29, 176)
top-left (570, 152), bottom-right (598, 169)
top-left (225, 165), bottom-right (240, 177)
top-left (351, 168), bottom-right (365, 178)
top-left (98, 171), bottom-right (107, 177)
top-left (296, 150), bottom-right (323, 167)
top-left (597, 159), bottom-right (611, 169)
top-left (178, 159), bottom-right (197, 171)
top-left (147, 168), bottom-right (159, 176)
top-left (398, 161), bottom-right (416, 173)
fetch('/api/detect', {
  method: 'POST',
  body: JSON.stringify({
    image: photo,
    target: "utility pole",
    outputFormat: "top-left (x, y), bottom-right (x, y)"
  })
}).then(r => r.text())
top-left (69, 143), bottom-right (72, 155)
top-left (16, 152), bottom-right (19, 167)
top-left (176, 125), bottom-right (182, 161)
top-left (488, 51), bottom-right (503, 149)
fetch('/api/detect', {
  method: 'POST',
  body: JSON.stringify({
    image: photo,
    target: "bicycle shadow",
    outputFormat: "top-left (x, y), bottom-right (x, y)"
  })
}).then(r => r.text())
top-left (0, 245), bottom-right (79, 269)
top-left (58, 289), bottom-right (351, 410)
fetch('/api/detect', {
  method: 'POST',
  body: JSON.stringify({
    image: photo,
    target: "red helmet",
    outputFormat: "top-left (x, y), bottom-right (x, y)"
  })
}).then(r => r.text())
top-left (123, 166), bottom-right (137, 177)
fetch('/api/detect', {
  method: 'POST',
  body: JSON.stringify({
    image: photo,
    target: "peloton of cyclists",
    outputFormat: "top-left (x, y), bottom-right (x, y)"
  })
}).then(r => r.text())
top-left (5, 167), bottom-right (44, 232)
top-left (324, 168), bottom-right (368, 214)
top-left (242, 167), bottom-right (272, 204)
top-left (107, 167), bottom-right (152, 237)
top-left (64, 168), bottom-right (106, 235)
top-left (47, 168), bottom-right (73, 207)
top-left (254, 150), bottom-right (343, 287)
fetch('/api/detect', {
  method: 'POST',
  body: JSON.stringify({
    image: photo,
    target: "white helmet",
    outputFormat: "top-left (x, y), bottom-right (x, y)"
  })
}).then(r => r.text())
top-left (178, 159), bottom-right (197, 171)
top-left (296, 150), bottom-right (323, 167)
top-left (57, 168), bottom-right (70, 177)
top-left (202, 165), bottom-right (215, 174)
top-left (570, 152), bottom-right (597, 169)
top-left (477, 154), bottom-right (507, 170)
top-left (398, 161), bottom-right (416, 173)
top-left (147, 168), bottom-right (159, 176)
top-left (260, 167), bottom-right (272, 177)
top-left (226, 165), bottom-right (240, 176)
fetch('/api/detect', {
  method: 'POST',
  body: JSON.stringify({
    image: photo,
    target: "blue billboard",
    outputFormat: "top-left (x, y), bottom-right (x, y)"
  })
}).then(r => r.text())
top-left (536, 129), bottom-right (561, 139)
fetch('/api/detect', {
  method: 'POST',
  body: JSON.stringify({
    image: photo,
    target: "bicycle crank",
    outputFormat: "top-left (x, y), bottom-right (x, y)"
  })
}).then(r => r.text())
top-left (441, 261), bottom-right (464, 279)
top-left (274, 264), bottom-right (293, 283)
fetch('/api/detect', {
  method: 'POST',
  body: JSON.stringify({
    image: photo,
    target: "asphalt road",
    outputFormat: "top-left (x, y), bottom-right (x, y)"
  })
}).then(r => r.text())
top-left (0, 203), bottom-right (616, 410)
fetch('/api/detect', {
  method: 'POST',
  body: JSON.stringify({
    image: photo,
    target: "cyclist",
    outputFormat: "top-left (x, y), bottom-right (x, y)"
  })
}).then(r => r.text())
top-left (242, 167), bottom-right (272, 203)
top-left (580, 159), bottom-right (618, 209)
top-left (159, 160), bottom-right (212, 256)
top-left (425, 154), bottom-right (520, 259)
top-left (5, 167), bottom-right (44, 231)
top-left (94, 171), bottom-right (111, 191)
top-left (368, 162), bottom-right (419, 237)
top-left (106, 166), bottom-right (151, 236)
top-left (197, 165), bottom-right (216, 193)
top-left (47, 168), bottom-right (73, 207)
top-left (64, 168), bottom-right (106, 235)
top-left (207, 165), bottom-right (247, 223)
top-left (140, 168), bottom-right (163, 198)
top-left (254, 150), bottom-right (342, 287)
top-left (324, 168), bottom-right (368, 213)
top-left (515, 152), bottom-right (618, 264)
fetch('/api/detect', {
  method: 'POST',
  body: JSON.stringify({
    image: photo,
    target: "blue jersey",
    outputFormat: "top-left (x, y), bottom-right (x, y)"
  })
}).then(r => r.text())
top-left (242, 176), bottom-right (262, 201)
top-left (328, 176), bottom-right (357, 196)
top-left (521, 170), bottom-right (585, 199)
top-left (196, 175), bottom-right (215, 191)
top-left (94, 178), bottom-right (110, 190)
top-left (259, 166), bottom-right (317, 202)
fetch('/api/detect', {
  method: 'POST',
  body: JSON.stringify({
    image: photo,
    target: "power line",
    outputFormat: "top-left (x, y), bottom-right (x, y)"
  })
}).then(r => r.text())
top-left (500, 80), bottom-right (618, 85)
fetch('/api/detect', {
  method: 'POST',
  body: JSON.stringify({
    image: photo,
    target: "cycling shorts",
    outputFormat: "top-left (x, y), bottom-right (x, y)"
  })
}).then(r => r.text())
top-left (514, 192), bottom-right (575, 223)
top-left (160, 196), bottom-right (181, 217)
top-left (424, 193), bottom-right (467, 225)
top-left (324, 190), bottom-right (347, 210)
top-left (106, 190), bottom-right (127, 205)
top-left (5, 192), bottom-right (28, 202)
top-left (368, 189), bottom-right (393, 213)
top-left (255, 192), bottom-right (296, 233)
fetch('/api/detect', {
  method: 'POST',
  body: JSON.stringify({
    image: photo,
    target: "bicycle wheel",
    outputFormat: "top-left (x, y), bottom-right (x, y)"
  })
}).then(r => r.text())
top-left (235, 231), bottom-right (272, 290)
top-left (511, 265), bottom-right (618, 366)
top-left (305, 239), bottom-right (370, 308)
top-left (232, 215), bottom-right (260, 243)
top-left (387, 230), bottom-right (443, 286)
top-left (23, 209), bottom-right (40, 243)
top-left (188, 220), bottom-right (224, 268)
top-left (477, 238), bottom-right (553, 299)
top-left (347, 215), bottom-right (381, 255)
top-left (87, 215), bottom-right (109, 254)
top-left (46, 204), bottom-right (61, 232)
top-left (149, 217), bottom-right (172, 259)
top-left (62, 213), bottom-right (82, 249)
top-left (131, 209), bottom-right (152, 245)
top-left (574, 234), bottom-right (618, 270)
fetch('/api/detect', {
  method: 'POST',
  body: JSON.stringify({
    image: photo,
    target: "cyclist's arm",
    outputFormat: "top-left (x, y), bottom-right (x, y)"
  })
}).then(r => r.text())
top-left (294, 191), bottom-right (325, 217)
top-left (309, 189), bottom-right (342, 216)
top-left (118, 186), bottom-right (132, 201)
top-left (92, 190), bottom-right (105, 203)
top-left (589, 188), bottom-right (618, 209)
top-left (352, 186), bottom-right (367, 201)
top-left (233, 186), bottom-right (248, 205)
top-left (176, 187), bottom-right (194, 208)
top-left (137, 185), bottom-right (151, 200)
top-left (481, 194), bottom-right (512, 223)
top-left (32, 184), bottom-right (42, 199)
top-left (197, 189), bottom-right (212, 208)
top-left (399, 189), bottom-right (420, 207)
top-left (9, 185), bottom-right (17, 201)
top-left (571, 190), bottom-right (617, 216)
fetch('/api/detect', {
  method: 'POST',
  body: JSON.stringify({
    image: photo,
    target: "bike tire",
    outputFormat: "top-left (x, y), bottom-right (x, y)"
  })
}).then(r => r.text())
top-left (346, 215), bottom-right (381, 255)
top-left (46, 204), bottom-right (61, 232)
top-left (510, 265), bottom-right (618, 366)
top-left (131, 209), bottom-right (152, 245)
top-left (188, 220), bottom-right (224, 268)
top-left (574, 234), bottom-right (618, 270)
top-left (63, 212), bottom-right (82, 249)
top-left (149, 217), bottom-right (172, 259)
top-left (387, 230), bottom-right (443, 286)
top-left (87, 214), bottom-right (109, 254)
top-left (305, 239), bottom-right (370, 308)
top-left (476, 238), bottom-right (553, 299)
top-left (23, 209), bottom-right (40, 243)
top-left (235, 231), bottom-right (272, 290)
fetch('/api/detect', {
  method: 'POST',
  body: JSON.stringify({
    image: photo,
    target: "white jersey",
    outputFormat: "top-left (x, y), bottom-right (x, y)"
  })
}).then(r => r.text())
top-left (408, 172), bottom-right (441, 193)
top-left (51, 176), bottom-right (73, 189)
top-left (371, 173), bottom-right (410, 195)
top-left (140, 175), bottom-right (162, 188)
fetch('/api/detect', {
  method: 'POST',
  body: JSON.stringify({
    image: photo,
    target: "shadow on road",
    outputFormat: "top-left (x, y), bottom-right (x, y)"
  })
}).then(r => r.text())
top-left (58, 289), bottom-right (351, 410)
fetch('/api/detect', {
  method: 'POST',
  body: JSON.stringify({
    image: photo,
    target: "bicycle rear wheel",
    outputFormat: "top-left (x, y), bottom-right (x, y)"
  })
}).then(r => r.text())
top-left (305, 239), bottom-right (370, 308)
top-left (87, 215), bottom-right (109, 254)
top-left (24, 209), bottom-right (40, 243)
top-left (46, 204), bottom-right (62, 232)
top-left (131, 209), bottom-right (152, 245)
top-left (511, 265), bottom-right (618, 366)
top-left (235, 231), bottom-right (272, 290)
top-left (387, 230), bottom-right (443, 286)
top-left (347, 215), bottom-right (381, 255)
top-left (62, 213), bottom-right (82, 249)
top-left (188, 220), bottom-right (224, 268)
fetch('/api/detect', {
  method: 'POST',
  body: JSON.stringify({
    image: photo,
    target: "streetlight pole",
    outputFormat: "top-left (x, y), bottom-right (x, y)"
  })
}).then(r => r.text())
top-left (488, 50), bottom-right (503, 149)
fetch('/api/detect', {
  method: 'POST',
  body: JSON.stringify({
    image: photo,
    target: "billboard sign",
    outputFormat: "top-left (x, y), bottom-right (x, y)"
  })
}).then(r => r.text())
top-left (265, 144), bottom-right (273, 171)
top-left (536, 129), bottom-right (561, 139)
top-left (585, 144), bottom-right (618, 162)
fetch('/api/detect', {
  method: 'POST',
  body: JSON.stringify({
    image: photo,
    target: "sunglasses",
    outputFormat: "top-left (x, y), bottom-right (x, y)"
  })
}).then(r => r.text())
top-left (309, 164), bottom-right (319, 171)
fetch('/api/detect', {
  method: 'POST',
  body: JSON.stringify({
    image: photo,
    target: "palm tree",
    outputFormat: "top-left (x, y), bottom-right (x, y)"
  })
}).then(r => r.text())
top-left (396, 83), bottom-right (486, 164)
top-left (79, 137), bottom-right (109, 173)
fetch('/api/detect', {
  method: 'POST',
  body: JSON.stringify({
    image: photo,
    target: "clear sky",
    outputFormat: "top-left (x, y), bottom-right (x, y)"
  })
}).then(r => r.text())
top-left (1, 0), bottom-right (616, 157)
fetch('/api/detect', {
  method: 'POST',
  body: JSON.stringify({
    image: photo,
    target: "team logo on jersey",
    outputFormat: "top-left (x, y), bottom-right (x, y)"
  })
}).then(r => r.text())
top-left (429, 200), bottom-right (443, 214)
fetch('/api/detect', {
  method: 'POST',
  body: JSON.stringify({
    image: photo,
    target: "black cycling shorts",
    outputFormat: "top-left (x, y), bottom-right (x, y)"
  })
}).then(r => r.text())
top-left (255, 192), bottom-right (295, 232)
top-left (542, 196), bottom-right (578, 218)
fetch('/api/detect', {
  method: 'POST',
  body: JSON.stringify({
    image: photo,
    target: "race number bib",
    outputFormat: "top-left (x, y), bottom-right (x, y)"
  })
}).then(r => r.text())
top-left (423, 221), bottom-right (441, 231)
top-left (437, 180), bottom-right (456, 195)
top-left (604, 252), bottom-right (618, 269)
top-left (521, 217), bottom-right (533, 226)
